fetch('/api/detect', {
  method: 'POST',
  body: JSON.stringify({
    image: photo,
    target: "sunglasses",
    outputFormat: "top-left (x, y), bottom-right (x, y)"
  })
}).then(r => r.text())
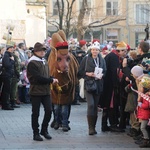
top-left (116, 50), bottom-right (125, 53)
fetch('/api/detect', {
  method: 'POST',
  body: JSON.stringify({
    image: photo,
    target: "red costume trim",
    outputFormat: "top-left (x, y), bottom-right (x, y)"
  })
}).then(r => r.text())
top-left (55, 41), bottom-right (68, 50)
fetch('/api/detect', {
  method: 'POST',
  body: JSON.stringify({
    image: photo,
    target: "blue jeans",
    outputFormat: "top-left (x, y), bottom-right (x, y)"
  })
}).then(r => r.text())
top-left (54, 104), bottom-right (69, 127)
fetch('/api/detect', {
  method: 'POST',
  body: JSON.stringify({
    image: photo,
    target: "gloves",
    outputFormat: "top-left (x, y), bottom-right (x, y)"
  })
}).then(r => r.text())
top-left (128, 84), bottom-right (132, 88)
top-left (138, 102), bottom-right (142, 107)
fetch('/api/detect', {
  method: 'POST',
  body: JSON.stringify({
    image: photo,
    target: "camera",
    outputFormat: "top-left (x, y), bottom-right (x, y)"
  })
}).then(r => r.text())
top-left (127, 58), bottom-right (133, 65)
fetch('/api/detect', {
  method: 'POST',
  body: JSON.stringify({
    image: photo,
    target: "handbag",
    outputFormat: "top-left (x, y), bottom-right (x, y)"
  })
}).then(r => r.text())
top-left (85, 79), bottom-right (97, 93)
top-left (84, 56), bottom-right (97, 93)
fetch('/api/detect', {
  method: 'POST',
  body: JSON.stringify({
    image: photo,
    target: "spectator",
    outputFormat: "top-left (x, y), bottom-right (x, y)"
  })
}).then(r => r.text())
top-left (78, 41), bottom-right (107, 135)
top-left (100, 41), bottom-right (127, 132)
top-left (1, 44), bottom-right (15, 110)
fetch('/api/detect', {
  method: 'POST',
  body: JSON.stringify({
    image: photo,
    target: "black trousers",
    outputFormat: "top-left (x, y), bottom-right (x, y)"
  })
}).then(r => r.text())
top-left (1, 76), bottom-right (12, 108)
top-left (30, 95), bottom-right (52, 135)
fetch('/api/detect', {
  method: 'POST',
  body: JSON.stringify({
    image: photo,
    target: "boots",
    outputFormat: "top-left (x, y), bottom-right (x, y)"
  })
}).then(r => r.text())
top-left (87, 116), bottom-right (97, 135)
top-left (139, 139), bottom-right (150, 148)
top-left (93, 116), bottom-right (98, 134)
top-left (40, 128), bottom-right (52, 140)
top-left (101, 109), bottom-right (110, 132)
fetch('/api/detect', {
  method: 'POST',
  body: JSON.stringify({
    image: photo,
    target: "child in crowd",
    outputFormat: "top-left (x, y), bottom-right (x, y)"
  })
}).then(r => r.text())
top-left (136, 76), bottom-right (150, 148)
top-left (130, 65), bottom-right (150, 148)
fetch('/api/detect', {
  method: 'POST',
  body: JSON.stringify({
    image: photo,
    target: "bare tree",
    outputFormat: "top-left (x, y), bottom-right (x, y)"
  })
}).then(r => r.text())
top-left (48, 0), bottom-right (75, 39)
top-left (77, 0), bottom-right (88, 40)
top-left (48, 0), bottom-right (127, 40)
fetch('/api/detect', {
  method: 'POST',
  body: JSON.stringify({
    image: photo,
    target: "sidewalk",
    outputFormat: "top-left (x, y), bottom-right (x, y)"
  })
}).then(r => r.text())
top-left (0, 103), bottom-right (140, 150)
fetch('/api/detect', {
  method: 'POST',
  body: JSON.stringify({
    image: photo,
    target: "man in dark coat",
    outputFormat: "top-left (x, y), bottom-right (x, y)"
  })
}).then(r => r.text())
top-left (101, 41), bottom-right (127, 132)
top-left (1, 45), bottom-right (15, 110)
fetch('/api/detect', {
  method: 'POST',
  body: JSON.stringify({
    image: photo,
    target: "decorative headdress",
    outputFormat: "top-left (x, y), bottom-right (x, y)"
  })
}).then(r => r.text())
top-left (141, 76), bottom-right (150, 89)
top-left (90, 41), bottom-right (100, 50)
top-left (50, 30), bottom-right (68, 55)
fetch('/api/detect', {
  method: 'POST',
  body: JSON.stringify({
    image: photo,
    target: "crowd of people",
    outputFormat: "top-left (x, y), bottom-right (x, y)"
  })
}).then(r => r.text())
top-left (0, 35), bottom-right (150, 148)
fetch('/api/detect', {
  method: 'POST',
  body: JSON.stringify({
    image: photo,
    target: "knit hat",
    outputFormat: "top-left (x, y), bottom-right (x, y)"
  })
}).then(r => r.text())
top-left (131, 66), bottom-right (144, 78)
top-left (92, 39), bottom-right (100, 43)
top-left (90, 41), bottom-right (100, 50)
top-left (33, 42), bottom-right (46, 52)
top-left (50, 30), bottom-right (68, 55)
top-left (116, 41), bottom-right (127, 50)
top-left (141, 76), bottom-right (150, 89)
top-left (79, 40), bottom-right (86, 47)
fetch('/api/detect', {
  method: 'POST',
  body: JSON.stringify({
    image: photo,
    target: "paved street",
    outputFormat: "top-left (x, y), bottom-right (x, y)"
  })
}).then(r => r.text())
top-left (0, 103), bottom-right (141, 150)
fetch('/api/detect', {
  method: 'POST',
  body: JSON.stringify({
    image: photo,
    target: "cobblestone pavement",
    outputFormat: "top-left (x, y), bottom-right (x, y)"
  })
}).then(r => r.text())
top-left (0, 103), bottom-right (143, 150)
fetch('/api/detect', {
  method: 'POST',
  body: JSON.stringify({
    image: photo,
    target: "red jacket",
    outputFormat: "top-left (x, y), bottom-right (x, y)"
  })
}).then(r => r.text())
top-left (137, 97), bottom-right (150, 120)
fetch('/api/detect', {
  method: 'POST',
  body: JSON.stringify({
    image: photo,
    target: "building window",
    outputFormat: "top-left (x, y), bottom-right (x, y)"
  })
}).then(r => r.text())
top-left (106, 28), bottom-right (119, 45)
top-left (106, 1), bottom-right (118, 16)
top-left (136, 4), bottom-right (150, 24)
top-left (135, 32), bottom-right (145, 47)
top-left (53, 0), bottom-right (62, 16)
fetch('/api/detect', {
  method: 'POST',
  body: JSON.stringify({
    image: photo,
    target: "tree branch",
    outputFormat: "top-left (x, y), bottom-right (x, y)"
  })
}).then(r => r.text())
top-left (88, 18), bottom-right (126, 28)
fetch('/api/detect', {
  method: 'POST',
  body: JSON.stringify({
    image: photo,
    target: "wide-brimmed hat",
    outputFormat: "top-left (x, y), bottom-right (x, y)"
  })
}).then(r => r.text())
top-left (33, 42), bottom-right (46, 52)
top-left (116, 41), bottom-right (127, 50)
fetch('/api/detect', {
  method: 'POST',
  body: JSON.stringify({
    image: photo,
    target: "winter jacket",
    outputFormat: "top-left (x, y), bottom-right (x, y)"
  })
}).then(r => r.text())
top-left (78, 52), bottom-right (107, 94)
top-left (27, 55), bottom-right (53, 96)
top-left (1, 51), bottom-right (14, 78)
top-left (137, 97), bottom-right (150, 120)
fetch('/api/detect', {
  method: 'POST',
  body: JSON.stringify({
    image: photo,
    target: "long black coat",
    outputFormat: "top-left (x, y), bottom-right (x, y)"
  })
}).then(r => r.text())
top-left (100, 52), bottom-right (120, 108)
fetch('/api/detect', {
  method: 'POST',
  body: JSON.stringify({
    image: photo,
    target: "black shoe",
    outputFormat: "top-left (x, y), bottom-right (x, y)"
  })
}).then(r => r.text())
top-left (128, 128), bottom-right (141, 137)
top-left (71, 102), bottom-right (80, 105)
top-left (40, 132), bottom-right (52, 140)
top-left (68, 125), bottom-right (71, 130)
top-left (50, 120), bottom-right (55, 128)
top-left (133, 134), bottom-right (143, 140)
top-left (62, 126), bottom-right (69, 132)
top-left (54, 122), bottom-right (59, 130)
top-left (24, 101), bottom-right (30, 104)
top-left (110, 126), bottom-right (125, 132)
top-left (12, 105), bottom-right (20, 108)
top-left (79, 98), bottom-right (86, 102)
top-left (2, 106), bottom-right (14, 110)
top-left (135, 139), bottom-right (144, 145)
top-left (101, 126), bottom-right (111, 132)
top-left (33, 134), bottom-right (43, 141)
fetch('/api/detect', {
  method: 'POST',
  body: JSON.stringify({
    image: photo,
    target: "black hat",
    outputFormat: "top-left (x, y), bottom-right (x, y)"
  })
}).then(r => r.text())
top-left (33, 42), bottom-right (46, 52)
